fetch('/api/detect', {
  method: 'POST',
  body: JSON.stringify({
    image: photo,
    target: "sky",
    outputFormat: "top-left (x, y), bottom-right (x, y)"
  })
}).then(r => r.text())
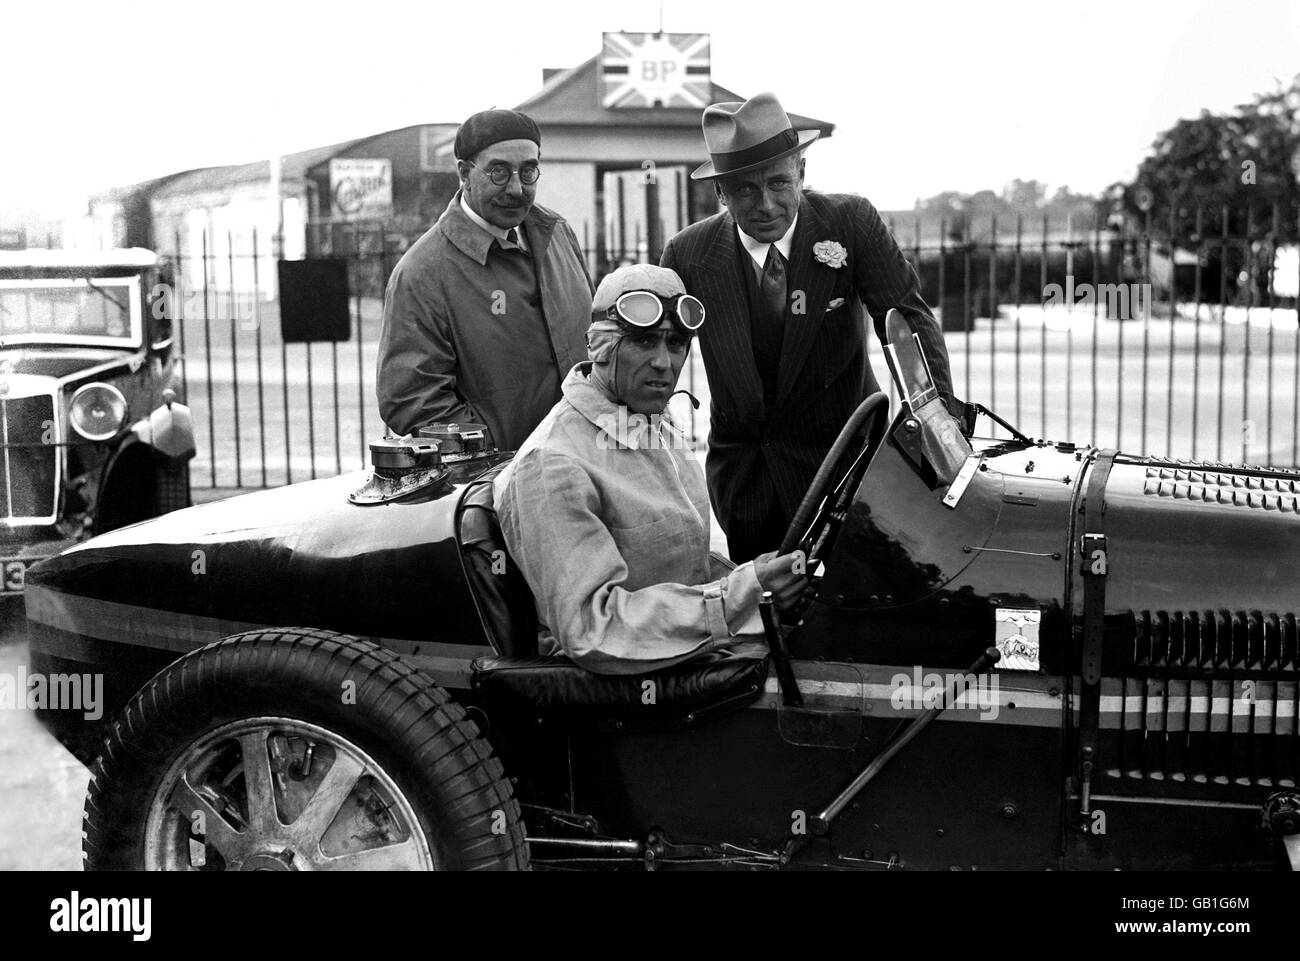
top-left (3, 0), bottom-right (1298, 220)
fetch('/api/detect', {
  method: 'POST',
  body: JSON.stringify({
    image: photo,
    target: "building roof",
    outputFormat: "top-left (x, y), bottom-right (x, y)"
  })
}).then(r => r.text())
top-left (89, 170), bottom-right (206, 206)
top-left (514, 55), bottom-right (835, 133)
top-left (92, 50), bottom-right (837, 206)
top-left (304, 122), bottom-right (461, 179)
top-left (151, 138), bottom-right (366, 199)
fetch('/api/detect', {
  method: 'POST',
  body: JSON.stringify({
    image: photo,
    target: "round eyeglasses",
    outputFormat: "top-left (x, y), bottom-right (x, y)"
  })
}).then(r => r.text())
top-left (470, 161), bottom-right (541, 186)
top-left (608, 290), bottom-right (706, 331)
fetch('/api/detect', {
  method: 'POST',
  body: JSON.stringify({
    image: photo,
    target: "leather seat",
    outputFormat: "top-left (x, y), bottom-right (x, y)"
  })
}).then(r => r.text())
top-left (471, 654), bottom-right (770, 731)
top-left (456, 476), bottom-right (539, 657)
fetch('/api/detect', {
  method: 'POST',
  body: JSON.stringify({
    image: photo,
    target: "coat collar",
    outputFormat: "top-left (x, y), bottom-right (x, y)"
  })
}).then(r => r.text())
top-left (439, 188), bottom-right (558, 266)
top-left (736, 213), bottom-right (798, 267)
top-left (561, 363), bottom-right (685, 451)
top-left (699, 209), bottom-right (743, 275)
top-left (459, 193), bottom-right (526, 251)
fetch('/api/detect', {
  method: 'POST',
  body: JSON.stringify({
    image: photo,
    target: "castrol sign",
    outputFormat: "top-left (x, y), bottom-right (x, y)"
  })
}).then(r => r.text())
top-left (330, 159), bottom-right (392, 221)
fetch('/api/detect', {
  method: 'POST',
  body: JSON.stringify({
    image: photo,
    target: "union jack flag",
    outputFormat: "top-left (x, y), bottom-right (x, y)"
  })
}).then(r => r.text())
top-left (600, 32), bottom-right (711, 109)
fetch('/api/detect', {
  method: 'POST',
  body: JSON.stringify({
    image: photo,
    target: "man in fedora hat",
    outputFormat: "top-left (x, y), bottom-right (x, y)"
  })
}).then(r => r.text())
top-left (662, 91), bottom-right (963, 562)
top-left (377, 108), bottom-right (592, 449)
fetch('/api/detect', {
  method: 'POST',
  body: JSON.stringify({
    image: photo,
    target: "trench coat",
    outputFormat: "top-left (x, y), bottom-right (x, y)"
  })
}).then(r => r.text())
top-left (377, 192), bottom-right (593, 449)
top-left (494, 363), bottom-right (767, 674)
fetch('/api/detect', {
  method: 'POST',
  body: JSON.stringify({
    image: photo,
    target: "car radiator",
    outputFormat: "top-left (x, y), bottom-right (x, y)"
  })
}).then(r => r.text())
top-left (1099, 609), bottom-right (1299, 788)
top-left (0, 393), bottom-right (58, 523)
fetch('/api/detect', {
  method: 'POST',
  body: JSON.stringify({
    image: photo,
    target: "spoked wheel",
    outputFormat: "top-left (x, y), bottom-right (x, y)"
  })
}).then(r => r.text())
top-left (85, 628), bottom-right (527, 871)
top-left (143, 717), bottom-right (437, 871)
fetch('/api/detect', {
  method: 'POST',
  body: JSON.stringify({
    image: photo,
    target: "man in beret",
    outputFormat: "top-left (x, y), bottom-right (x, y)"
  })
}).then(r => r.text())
top-left (662, 92), bottom-right (965, 562)
top-left (377, 108), bottom-right (593, 449)
top-left (494, 264), bottom-right (807, 675)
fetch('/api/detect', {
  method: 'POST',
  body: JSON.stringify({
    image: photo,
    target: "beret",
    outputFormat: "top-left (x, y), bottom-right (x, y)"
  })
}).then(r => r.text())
top-left (454, 109), bottom-right (541, 161)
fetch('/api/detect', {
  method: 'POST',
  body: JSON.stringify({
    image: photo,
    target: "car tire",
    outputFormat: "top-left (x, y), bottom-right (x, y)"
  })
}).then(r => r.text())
top-left (83, 627), bottom-right (528, 871)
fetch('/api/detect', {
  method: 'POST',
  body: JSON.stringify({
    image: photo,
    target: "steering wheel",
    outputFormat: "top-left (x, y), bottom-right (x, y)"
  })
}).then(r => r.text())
top-left (778, 392), bottom-right (890, 563)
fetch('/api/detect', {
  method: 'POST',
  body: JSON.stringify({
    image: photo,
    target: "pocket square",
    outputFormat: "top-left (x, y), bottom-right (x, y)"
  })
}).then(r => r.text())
top-left (825, 297), bottom-right (846, 311)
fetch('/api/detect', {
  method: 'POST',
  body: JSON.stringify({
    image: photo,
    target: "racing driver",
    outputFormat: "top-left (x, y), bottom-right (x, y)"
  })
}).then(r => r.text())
top-left (494, 264), bottom-right (807, 674)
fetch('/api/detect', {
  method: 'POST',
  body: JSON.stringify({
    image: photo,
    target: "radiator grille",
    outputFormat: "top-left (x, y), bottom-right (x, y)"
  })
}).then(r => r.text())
top-left (1098, 609), bottom-right (1299, 788)
top-left (1128, 609), bottom-right (1299, 672)
top-left (1, 393), bottom-right (58, 522)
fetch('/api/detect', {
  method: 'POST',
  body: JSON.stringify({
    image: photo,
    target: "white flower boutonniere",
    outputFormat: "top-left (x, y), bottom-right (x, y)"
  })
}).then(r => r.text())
top-left (814, 240), bottom-right (847, 269)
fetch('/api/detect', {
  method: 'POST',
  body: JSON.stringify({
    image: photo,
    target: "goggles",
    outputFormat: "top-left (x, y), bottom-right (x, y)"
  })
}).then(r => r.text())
top-left (607, 290), bottom-right (706, 331)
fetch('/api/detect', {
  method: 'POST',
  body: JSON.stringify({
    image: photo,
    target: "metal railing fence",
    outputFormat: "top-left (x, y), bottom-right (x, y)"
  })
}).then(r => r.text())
top-left (167, 203), bottom-right (1300, 489)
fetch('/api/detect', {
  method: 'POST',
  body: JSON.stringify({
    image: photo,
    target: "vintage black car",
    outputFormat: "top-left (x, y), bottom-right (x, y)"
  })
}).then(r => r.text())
top-left (0, 248), bottom-right (194, 604)
top-left (25, 311), bottom-right (1300, 871)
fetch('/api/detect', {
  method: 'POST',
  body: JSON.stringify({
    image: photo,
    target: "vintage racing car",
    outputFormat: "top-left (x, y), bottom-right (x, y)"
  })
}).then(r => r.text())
top-left (0, 248), bottom-right (194, 604)
top-left (24, 311), bottom-right (1300, 871)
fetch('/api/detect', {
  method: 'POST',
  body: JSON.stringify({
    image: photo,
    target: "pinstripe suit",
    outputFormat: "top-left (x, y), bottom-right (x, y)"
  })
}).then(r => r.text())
top-left (662, 190), bottom-right (957, 561)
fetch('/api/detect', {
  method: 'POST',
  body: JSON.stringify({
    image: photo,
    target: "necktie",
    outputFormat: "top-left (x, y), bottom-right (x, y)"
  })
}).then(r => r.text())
top-left (760, 245), bottom-right (787, 320)
top-left (754, 246), bottom-right (787, 402)
top-left (505, 228), bottom-right (520, 248)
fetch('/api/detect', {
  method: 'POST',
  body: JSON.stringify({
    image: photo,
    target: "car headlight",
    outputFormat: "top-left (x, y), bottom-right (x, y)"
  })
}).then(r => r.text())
top-left (69, 383), bottom-right (128, 441)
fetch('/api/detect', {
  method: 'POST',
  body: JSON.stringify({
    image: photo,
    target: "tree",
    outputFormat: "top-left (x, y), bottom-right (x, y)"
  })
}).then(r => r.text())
top-left (1124, 73), bottom-right (1300, 241)
top-left (1001, 179), bottom-right (1047, 210)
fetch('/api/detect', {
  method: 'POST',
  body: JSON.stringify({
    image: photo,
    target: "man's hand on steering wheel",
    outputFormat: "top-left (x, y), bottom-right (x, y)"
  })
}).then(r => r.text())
top-left (753, 549), bottom-right (810, 612)
top-left (953, 398), bottom-right (979, 438)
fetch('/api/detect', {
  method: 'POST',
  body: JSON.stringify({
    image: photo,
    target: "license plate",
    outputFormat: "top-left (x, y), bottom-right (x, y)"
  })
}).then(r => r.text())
top-left (0, 558), bottom-right (37, 595)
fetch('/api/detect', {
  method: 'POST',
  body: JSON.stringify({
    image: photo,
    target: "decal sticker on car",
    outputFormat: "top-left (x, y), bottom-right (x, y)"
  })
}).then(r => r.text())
top-left (994, 608), bottom-right (1041, 671)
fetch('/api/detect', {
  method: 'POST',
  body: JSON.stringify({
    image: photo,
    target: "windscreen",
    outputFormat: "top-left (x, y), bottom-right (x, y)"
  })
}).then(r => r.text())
top-left (885, 321), bottom-right (940, 409)
top-left (883, 308), bottom-right (971, 483)
top-left (0, 277), bottom-right (139, 345)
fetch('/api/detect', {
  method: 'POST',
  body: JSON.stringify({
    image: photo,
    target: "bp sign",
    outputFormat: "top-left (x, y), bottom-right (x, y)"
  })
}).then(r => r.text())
top-left (600, 32), bottom-right (711, 109)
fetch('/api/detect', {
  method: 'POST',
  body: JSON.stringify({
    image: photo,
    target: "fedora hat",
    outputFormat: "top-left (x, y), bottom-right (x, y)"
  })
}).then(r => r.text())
top-left (691, 91), bottom-right (821, 181)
